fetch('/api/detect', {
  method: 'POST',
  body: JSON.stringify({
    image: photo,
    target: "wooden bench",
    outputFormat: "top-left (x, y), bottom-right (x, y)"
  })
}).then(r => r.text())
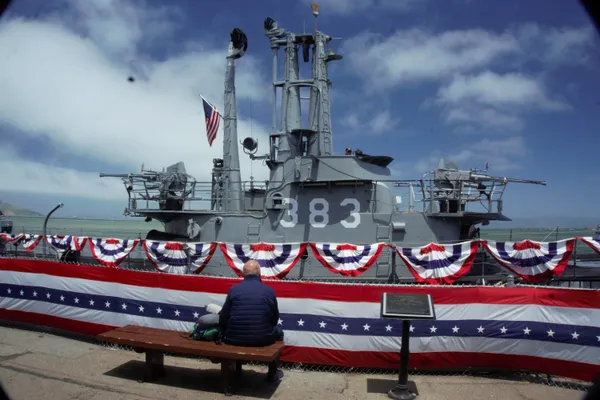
top-left (98, 325), bottom-right (285, 396)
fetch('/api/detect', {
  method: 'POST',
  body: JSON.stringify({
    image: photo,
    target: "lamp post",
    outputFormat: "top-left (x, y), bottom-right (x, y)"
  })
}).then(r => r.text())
top-left (42, 203), bottom-right (64, 256)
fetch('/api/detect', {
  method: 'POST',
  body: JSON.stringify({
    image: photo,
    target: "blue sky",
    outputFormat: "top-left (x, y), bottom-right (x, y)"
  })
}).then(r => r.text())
top-left (0, 0), bottom-right (598, 219)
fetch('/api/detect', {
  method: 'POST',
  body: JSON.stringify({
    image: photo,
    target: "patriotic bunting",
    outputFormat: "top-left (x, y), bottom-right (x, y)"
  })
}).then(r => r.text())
top-left (19, 234), bottom-right (43, 252)
top-left (579, 236), bottom-right (600, 255)
top-left (2, 233), bottom-right (599, 282)
top-left (142, 241), bottom-right (189, 274)
top-left (142, 240), bottom-right (216, 274)
top-left (480, 239), bottom-right (575, 282)
top-left (309, 243), bottom-right (385, 277)
top-left (46, 235), bottom-right (87, 255)
top-left (88, 238), bottom-right (138, 268)
top-left (0, 233), bottom-right (24, 244)
top-left (219, 242), bottom-right (307, 279)
top-left (0, 259), bottom-right (598, 382)
top-left (186, 242), bottom-right (217, 274)
top-left (396, 241), bottom-right (480, 284)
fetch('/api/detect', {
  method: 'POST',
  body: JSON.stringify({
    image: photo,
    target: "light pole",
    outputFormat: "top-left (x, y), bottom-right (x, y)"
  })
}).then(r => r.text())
top-left (42, 203), bottom-right (64, 256)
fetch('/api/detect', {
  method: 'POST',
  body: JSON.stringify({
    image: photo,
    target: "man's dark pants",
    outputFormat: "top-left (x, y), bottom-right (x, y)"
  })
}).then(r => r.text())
top-left (197, 315), bottom-right (284, 380)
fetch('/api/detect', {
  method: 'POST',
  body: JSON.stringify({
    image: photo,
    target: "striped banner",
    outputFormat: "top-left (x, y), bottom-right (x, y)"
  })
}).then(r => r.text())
top-left (0, 258), bottom-right (598, 381)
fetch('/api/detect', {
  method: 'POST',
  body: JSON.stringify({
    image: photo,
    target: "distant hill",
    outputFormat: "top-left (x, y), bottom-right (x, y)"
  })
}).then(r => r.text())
top-left (487, 216), bottom-right (599, 229)
top-left (0, 201), bottom-right (43, 217)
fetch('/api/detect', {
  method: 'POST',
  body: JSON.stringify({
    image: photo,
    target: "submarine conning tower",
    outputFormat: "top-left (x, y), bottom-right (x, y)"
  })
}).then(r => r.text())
top-left (257, 5), bottom-right (343, 185)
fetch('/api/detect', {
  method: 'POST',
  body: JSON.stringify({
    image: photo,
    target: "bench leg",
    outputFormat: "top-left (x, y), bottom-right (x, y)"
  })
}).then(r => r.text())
top-left (141, 351), bottom-right (165, 383)
top-left (221, 360), bottom-right (234, 396)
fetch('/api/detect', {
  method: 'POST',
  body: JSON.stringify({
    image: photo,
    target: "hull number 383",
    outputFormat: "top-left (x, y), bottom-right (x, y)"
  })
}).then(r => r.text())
top-left (280, 198), bottom-right (360, 228)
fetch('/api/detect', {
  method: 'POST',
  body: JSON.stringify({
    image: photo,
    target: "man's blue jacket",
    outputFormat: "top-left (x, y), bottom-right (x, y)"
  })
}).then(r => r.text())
top-left (219, 274), bottom-right (281, 346)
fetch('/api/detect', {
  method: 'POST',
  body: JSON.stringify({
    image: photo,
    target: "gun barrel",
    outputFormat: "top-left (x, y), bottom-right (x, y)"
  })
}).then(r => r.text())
top-left (99, 172), bottom-right (159, 179)
top-left (470, 174), bottom-right (546, 186)
top-left (99, 173), bottom-right (131, 178)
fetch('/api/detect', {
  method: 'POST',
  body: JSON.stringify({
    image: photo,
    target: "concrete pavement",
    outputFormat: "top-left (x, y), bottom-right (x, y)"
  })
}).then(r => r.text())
top-left (0, 325), bottom-right (588, 400)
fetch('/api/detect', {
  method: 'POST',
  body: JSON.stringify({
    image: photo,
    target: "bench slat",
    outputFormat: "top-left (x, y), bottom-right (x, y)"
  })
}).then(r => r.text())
top-left (98, 325), bottom-right (284, 363)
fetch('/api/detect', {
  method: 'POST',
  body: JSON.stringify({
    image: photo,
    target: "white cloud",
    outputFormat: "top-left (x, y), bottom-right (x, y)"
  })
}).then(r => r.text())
top-left (0, 146), bottom-right (124, 201)
top-left (340, 23), bottom-right (594, 132)
top-left (437, 72), bottom-right (567, 111)
top-left (435, 71), bottom-right (569, 131)
top-left (341, 24), bottom-right (595, 91)
top-left (0, 1), bottom-right (271, 200)
top-left (300, 0), bottom-right (423, 15)
top-left (391, 136), bottom-right (527, 180)
top-left (341, 28), bottom-right (519, 90)
top-left (340, 110), bottom-right (400, 135)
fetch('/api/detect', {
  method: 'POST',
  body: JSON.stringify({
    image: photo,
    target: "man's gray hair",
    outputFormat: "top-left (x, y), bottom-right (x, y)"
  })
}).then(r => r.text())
top-left (243, 260), bottom-right (261, 277)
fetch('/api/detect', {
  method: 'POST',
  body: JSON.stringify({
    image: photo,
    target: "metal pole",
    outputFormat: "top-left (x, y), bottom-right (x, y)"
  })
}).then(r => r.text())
top-left (388, 320), bottom-right (416, 400)
top-left (42, 203), bottom-right (64, 256)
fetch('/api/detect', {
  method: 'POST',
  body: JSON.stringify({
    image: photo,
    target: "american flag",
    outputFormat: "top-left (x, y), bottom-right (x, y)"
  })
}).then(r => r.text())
top-left (0, 258), bottom-right (598, 382)
top-left (202, 97), bottom-right (220, 146)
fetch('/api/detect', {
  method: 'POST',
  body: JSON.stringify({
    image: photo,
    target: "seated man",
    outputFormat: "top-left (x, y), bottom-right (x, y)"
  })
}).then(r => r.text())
top-left (219, 260), bottom-right (284, 381)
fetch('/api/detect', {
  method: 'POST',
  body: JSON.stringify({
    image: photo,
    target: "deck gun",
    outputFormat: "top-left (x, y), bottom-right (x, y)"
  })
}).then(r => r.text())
top-left (424, 158), bottom-right (547, 214)
top-left (99, 162), bottom-right (196, 213)
top-left (432, 158), bottom-right (546, 195)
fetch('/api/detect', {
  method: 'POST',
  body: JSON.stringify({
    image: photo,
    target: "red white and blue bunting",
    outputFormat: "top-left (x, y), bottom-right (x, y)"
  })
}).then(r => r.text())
top-left (310, 243), bottom-right (385, 277)
top-left (88, 238), bottom-right (139, 268)
top-left (579, 236), bottom-right (600, 255)
top-left (219, 242), bottom-right (307, 279)
top-left (396, 241), bottom-right (479, 285)
top-left (19, 234), bottom-right (43, 252)
top-left (142, 240), bottom-right (216, 274)
top-left (0, 233), bottom-right (24, 244)
top-left (480, 239), bottom-right (575, 282)
top-left (3, 233), bottom-right (599, 283)
top-left (46, 235), bottom-right (87, 254)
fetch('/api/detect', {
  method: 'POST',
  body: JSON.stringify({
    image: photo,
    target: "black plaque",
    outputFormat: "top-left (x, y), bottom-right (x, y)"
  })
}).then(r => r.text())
top-left (380, 292), bottom-right (435, 320)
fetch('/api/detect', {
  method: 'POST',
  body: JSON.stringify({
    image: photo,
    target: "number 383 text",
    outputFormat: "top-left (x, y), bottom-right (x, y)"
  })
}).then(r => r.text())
top-left (279, 198), bottom-right (360, 228)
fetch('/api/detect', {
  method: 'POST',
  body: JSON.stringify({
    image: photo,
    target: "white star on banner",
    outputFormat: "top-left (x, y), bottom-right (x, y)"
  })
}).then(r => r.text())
top-left (32, 291), bottom-right (37, 297)
top-left (105, 301), bottom-right (110, 308)
top-left (193, 312), bottom-right (200, 319)
top-left (477, 326), bottom-right (485, 334)
top-left (363, 324), bottom-right (370, 331)
top-left (74, 297), bottom-right (79, 304)
top-left (7, 289), bottom-right (11, 294)
top-left (409, 325), bottom-right (414, 332)
top-left (385, 325), bottom-right (392, 332)
top-left (452, 326), bottom-right (459, 333)
top-left (156, 307), bottom-right (162, 314)
top-left (429, 326), bottom-right (437, 333)
top-left (46, 293), bottom-right (50, 299)
top-left (523, 327), bottom-right (531, 335)
top-left (89, 300), bottom-right (94, 306)
top-left (60, 295), bottom-right (65, 302)
top-left (121, 303), bottom-right (127, 310)
top-left (500, 327), bottom-right (507, 334)
top-left (341, 323), bottom-right (348, 330)
top-left (174, 309), bottom-right (181, 317)
top-left (139, 305), bottom-right (144, 312)
top-left (19, 290), bottom-right (23, 296)
top-left (571, 332), bottom-right (579, 340)
top-left (547, 329), bottom-right (555, 337)
top-left (297, 319), bottom-right (304, 326)
top-left (319, 321), bottom-right (327, 328)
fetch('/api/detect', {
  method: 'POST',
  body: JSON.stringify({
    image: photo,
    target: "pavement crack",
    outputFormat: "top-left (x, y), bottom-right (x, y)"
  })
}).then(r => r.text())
top-left (0, 364), bottom-right (155, 399)
top-left (0, 352), bottom-right (30, 363)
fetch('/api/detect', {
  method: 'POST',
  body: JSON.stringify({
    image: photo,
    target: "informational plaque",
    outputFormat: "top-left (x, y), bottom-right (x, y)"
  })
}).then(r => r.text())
top-left (380, 292), bottom-right (435, 320)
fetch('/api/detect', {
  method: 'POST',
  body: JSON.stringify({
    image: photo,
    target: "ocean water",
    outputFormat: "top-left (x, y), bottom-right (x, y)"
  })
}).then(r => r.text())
top-left (8, 216), bottom-right (599, 256)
